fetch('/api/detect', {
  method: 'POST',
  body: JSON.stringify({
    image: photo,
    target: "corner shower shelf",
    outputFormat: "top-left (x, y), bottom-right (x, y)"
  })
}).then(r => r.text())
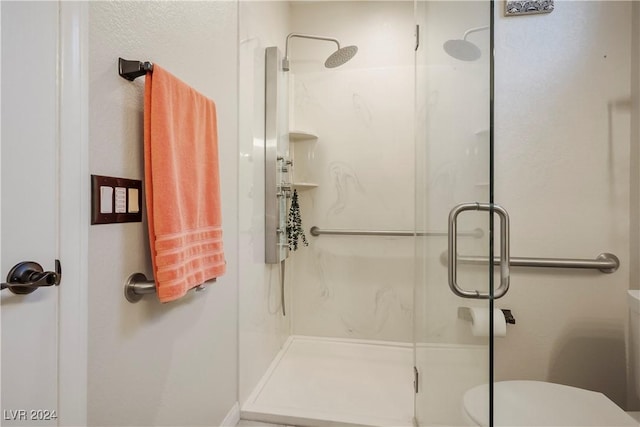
top-left (289, 130), bottom-right (318, 142)
top-left (293, 182), bottom-right (318, 191)
top-left (289, 130), bottom-right (318, 190)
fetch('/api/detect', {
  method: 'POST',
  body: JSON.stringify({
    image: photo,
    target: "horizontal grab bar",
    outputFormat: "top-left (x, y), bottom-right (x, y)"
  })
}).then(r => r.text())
top-left (310, 226), bottom-right (484, 238)
top-left (440, 252), bottom-right (619, 274)
top-left (124, 273), bottom-right (210, 303)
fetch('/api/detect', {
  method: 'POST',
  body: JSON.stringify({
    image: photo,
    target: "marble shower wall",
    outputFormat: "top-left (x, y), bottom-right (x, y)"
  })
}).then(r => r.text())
top-left (238, 1), bottom-right (291, 404)
top-left (415, 1), bottom-right (492, 348)
top-left (287, 2), bottom-right (416, 342)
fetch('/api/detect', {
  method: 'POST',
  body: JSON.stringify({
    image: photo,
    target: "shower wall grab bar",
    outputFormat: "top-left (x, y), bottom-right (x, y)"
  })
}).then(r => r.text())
top-left (124, 273), bottom-right (210, 303)
top-left (119, 57), bottom-right (153, 81)
top-left (441, 252), bottom-right (620, 274)
top-left (310, 226), bottom-right (484, 238)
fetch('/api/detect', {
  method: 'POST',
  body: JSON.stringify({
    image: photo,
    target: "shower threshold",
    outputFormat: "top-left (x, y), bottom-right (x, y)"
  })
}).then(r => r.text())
top-left (241, 335), bottom-right (414, 427)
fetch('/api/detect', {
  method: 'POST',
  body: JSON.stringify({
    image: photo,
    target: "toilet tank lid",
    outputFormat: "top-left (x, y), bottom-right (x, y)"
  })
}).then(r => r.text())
top-left (629, 290), bottom-right (640, 314)
top-left (463, 381), bottom-right (638, 426)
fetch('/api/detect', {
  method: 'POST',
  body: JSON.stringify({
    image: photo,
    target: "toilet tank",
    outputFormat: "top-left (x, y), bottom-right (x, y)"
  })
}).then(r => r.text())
top-left (629, 290), bottom-right (640, 400)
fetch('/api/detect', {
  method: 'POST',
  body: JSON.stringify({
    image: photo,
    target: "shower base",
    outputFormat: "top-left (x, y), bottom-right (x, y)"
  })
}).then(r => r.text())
top-left (241, 335), bottom-right (414, 427)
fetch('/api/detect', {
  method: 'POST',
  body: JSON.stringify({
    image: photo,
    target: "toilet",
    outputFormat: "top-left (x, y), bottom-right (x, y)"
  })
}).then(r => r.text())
top-left (462, 289), bottom-right (640, 426)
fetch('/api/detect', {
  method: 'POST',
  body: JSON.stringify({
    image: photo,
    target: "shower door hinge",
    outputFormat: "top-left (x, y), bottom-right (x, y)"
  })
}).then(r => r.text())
top-left (415, 25), bottom-right (420, 51)
top-left (413, 366), bottom-right (419, 393)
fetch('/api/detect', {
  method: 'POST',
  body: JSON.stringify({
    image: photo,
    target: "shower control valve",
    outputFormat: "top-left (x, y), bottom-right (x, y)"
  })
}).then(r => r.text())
top-left (279, 183), bottom-right (293, 198)
top-left (277, 156), bottom-right (293, 166)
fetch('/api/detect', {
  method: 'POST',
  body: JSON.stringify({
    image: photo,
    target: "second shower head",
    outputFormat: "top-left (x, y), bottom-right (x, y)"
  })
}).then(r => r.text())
top-left (443, 26), bottom-right (489, 62)
top-left (283, 32), bottom-right (358, 72)
top-left (443, 39), bottom-right (481, 62)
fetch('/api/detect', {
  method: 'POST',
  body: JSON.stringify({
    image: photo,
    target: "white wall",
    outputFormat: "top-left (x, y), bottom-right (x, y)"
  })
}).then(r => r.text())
top-left (88, 2), bottom-right (239, 425)
top-left (288, 1), bottom-right (416, 342)
top-left (494, 1), bottom-right (632, 409)
top-left (238, 1), bottom-right (292, 405)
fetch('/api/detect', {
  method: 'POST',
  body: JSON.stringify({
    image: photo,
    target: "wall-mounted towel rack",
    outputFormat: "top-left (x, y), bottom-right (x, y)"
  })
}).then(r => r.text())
top-left (441, 252), bottom-right (620, 274)
top-left (310, 226), bottom-right (484, 238)
top-left (124, 273), bottom-right (210, 303)
top-left (119, 57), bottom-right (153, 81)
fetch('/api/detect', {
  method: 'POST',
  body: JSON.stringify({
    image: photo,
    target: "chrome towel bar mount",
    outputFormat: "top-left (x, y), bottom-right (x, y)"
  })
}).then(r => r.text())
top-left (124, 273), bottom-right (155, 303)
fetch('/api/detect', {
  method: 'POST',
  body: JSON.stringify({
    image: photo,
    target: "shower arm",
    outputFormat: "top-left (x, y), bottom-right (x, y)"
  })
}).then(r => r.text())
top-left (283, 33), bottom-right (341, 71)
top-left (463, 26), bottom-right (489, 41)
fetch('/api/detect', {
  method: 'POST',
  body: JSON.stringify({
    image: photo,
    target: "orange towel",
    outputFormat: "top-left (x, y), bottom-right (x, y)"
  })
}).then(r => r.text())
top-left (144, 65), bottom-right (225, 303)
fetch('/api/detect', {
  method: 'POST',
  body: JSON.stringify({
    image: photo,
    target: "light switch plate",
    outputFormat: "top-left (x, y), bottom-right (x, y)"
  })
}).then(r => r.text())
top-left (91, 175), bottom-right (143, 224)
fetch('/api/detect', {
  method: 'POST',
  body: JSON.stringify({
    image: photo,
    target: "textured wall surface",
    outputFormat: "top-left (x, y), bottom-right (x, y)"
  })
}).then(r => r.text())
top-left (493, 1), bottom-right (632, 409)
top-left (88, 2), bottom-right (239, 425)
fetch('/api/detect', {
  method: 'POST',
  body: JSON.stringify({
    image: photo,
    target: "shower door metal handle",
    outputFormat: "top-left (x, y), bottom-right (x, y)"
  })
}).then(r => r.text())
top-left (448, 203), bottom-right (510, 299)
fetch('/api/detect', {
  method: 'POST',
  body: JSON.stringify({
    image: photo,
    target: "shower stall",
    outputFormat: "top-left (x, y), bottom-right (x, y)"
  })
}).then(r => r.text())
top-left (239, 1), bottom-right (637, 426)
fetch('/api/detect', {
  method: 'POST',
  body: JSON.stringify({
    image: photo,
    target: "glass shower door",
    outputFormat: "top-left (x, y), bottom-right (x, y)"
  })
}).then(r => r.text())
top-left (414, 1), bottom-right (495, 425)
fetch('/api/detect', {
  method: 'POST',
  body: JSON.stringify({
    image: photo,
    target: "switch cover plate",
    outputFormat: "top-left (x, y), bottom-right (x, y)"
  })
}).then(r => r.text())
top-left (91, 175), bottom-right (143, 224)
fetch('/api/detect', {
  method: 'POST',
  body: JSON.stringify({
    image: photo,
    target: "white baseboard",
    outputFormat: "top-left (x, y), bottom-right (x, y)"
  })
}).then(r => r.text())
top-left (221, 402), bottom-right (240, 426)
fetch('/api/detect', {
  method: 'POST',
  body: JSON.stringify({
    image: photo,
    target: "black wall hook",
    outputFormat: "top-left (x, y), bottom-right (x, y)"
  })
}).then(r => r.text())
top-left (119, 57), bottom-right (153, 81)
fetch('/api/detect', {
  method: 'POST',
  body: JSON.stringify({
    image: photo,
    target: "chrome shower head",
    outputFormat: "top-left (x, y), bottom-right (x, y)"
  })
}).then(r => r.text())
top-left (325, 45), bottom-right (358, 68)
top-left (443, 26), bottom-right (489, 62)
top-left (283, 32), bottom-right (358, 71)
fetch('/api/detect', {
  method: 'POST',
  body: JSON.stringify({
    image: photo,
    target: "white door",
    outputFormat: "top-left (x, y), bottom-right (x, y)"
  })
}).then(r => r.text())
top-left (1, 2), bottom-right (61, 425)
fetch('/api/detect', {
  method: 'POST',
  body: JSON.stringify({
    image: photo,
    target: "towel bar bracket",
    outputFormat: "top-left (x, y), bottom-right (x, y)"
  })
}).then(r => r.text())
top-left (119, 57), bottom-right (153, 81)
